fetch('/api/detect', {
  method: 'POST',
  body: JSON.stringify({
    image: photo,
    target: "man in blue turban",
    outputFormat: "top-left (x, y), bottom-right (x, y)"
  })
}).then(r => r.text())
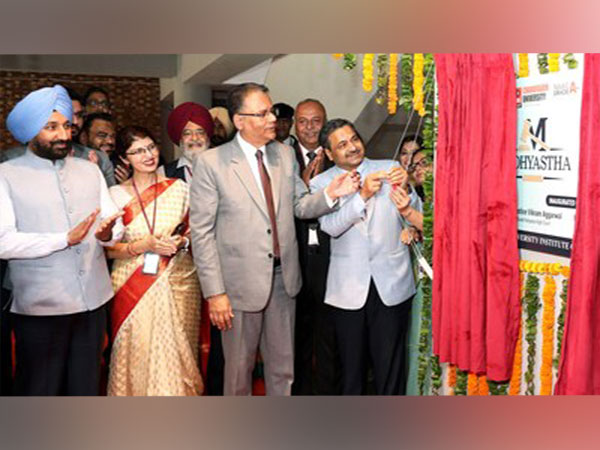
top-left (0, 85), bottom-right (124, 396)
top-left (6, 84), bottom-right (73, 147)
top-left (1, 85), bottom-right (116, 186)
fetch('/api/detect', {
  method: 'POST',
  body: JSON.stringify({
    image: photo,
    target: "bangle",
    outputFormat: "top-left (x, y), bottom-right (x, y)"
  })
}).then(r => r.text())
top-left (399, 205), bottom-right (411, 215)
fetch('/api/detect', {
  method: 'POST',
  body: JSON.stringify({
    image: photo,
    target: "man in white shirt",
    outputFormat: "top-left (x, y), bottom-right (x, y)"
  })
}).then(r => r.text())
top-left (0, 85), bottom-right (123, 395)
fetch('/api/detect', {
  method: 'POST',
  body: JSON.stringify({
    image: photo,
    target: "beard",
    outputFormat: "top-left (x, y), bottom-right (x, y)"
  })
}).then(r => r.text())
top-left (182, 141), bottom-right (209, 161)
top-left (31, 138), bottom-right (73, 161)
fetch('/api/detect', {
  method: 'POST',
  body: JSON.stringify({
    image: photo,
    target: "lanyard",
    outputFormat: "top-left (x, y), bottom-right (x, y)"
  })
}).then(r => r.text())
top-left (131, 175), bottom-right (158, 235)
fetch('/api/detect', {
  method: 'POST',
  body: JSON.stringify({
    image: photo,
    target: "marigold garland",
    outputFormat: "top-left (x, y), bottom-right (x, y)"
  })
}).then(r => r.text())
top-left (548, 53), bottom-right (560, 73)
top-left (342, 53), bottom-right (357, 71)
top-left (524, 273), bottom-right (541, 395)
top-left (537, 53), bottom-right (549, 74)
top-left (387, 53), bottom-right (398, 114)
top-left (518, 53), bottom-right (529, 78)
top-left (375, 54), bottom-right (389, 106)
top-left (540, 275), bottom-right (556, 395)
top-left (455, 369), bottom-right (468, 396)
top-left (422, 53), bottom-right (438, 394)
top-left (508, 272), bottom-right (525, 395)
top-left (412, 53), bottom-right (425, 116)
top-left (447, 365), bottom-right (457, 395)
top-left (448, 365), bottom-right (457, 387)
top-left (554, 279), bottom-right (569, 370)
top-left (430, 355), bottom-right (442, 395)
top-left (487, 379), bottom-right (509, 396)
top-left (519, 260), bottom-right (569, 276)
top-left (398, 53), bottom-right (436, 395)
top-left (478, 375), bottom-right (489, 396)
top-left (400, 54), bottom-right (413, 114)
top-left (562, 53), bottom-right (578, 69)
top-left (467, 372), bottom-right (479, 396)
top-left (362, 54), bottom-right (374, 92)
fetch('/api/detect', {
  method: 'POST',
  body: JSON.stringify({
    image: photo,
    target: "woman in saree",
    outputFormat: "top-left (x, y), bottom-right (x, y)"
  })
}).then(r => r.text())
top-left (106, 125), bottom-right (203, 396)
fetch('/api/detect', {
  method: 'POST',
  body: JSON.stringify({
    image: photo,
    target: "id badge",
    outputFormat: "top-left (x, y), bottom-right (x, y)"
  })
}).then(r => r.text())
top-left (308, 223), bottom-right (320, 246)
top-left (142, 252), bottom-right (160, 275)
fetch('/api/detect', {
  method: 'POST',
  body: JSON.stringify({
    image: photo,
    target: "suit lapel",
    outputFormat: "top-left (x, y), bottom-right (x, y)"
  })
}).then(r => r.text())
top-left (266, 142), bottom-right (281, 215)
top-left (292, 142), bottom-right (306, 174)
top-left (229, 141), bottom-right (269, 218)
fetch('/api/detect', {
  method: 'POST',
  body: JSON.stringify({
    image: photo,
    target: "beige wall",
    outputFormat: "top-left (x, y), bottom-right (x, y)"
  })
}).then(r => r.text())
top-left (265, 54), bottom-right (373, 122)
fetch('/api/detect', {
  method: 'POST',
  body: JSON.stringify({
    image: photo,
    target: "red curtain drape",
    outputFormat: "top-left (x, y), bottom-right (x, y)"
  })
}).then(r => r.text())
top-left (555, 54), bottom-right (600, 395)
top-left (432, 54), bottom-right (521, 381)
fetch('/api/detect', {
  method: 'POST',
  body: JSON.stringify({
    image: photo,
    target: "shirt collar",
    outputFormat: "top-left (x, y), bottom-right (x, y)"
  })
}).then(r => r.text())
top-left (177, 156), bottom-right (192, 169)
top-left (24, 147), bottom-right (67, 169)
top-left (236, 132), bottom-right (268, 162)
top-left (298, 142), bottom-right (321, 157)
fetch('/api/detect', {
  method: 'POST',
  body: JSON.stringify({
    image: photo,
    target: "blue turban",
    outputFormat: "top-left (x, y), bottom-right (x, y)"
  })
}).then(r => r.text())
top-left (6, 85), bottom-right (73, 144)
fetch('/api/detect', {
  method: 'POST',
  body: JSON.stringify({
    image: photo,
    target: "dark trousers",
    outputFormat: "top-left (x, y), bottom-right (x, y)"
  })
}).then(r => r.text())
top-left (293, 249), bottom-right (341, 395)
top-left (0, 261), bottom-right (12, 395)
top-left (206, 324), bottom-right (224, 395)
top-left (12, 303), bottom-right (107, 396)
top-left (333, 280), bottom-right (412, 395)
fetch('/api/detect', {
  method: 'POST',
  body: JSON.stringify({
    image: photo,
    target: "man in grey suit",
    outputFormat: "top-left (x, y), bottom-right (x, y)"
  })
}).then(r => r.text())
top-left (189, 83), bottom-right (359, 396)
top-left (310, 118), bottom-right (420, 395)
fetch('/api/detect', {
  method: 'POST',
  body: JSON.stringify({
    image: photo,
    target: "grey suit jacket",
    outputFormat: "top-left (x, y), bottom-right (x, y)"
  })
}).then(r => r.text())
top-left (310, 158), bottom-right (419, 310)
top-left (190, 137), bottom-right (333, 312)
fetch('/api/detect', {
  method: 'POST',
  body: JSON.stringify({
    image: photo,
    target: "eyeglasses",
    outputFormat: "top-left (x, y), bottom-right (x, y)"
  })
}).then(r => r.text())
top-left (237, 106), bottom-right (277, 119)
top-left (413, 157), bottom-right (430, 168)
top-left (408, 157), bottom-right (431, 173)
top-left (126, 143), bottom-right (158, 156)
top-left (181, 129), bottom-right (207, 139)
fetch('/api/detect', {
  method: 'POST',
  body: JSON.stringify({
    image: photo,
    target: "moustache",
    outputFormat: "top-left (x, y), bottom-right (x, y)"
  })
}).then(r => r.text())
top-left (51, 140), bottom-right (72, 149)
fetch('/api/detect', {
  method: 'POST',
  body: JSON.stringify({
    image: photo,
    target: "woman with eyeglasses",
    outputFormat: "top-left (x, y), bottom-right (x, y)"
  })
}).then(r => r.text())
top-left (408, 149), bottom-right (432, 203)
top-left (390, 148), bottom-right (432, 244)
top-left (105, 125), bottom-right (203, 396)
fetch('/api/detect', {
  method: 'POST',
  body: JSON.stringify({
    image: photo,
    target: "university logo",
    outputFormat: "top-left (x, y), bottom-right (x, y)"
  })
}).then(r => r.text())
top-left (553, 81), bottom-right (578, 97)
top-left (517, 117), bottom-right (571, 181)
top-left (521, 84), bottom-right (549, 104)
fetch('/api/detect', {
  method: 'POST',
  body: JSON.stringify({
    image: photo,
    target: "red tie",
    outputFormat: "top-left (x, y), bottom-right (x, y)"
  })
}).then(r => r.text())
top-left (256, 149), bottom-right (280, 258)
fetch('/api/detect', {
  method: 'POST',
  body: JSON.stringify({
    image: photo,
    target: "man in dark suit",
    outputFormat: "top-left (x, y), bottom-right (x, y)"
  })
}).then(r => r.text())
top-left (291, 99), bottom-right (341, 395)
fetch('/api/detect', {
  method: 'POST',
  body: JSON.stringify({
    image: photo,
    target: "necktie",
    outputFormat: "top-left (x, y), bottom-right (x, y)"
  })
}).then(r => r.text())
top-left (307, 151), bottom-right (316, 163)
top-left (256, 149), bottom-right (280, 258)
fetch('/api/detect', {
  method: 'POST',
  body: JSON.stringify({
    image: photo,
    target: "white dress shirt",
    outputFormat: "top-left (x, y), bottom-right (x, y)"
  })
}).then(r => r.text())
top-left (237, 133), bottom-right (272, 202)
top-left (298, 142), bottom-right (322, 168)
top-left (237, 133), bottom-right (335, 208)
